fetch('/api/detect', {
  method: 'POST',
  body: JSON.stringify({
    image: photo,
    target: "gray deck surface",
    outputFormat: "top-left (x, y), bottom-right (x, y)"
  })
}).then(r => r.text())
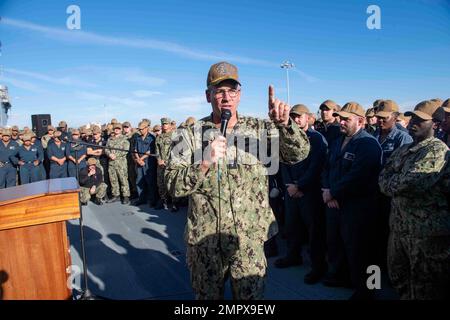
top-left (67, 202), bottom-right (397, 300)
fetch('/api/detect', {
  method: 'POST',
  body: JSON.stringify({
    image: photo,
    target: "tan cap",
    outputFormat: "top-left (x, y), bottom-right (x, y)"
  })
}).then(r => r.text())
top-left (405, 100), bottom-right (445, 121)
top-left (397, 113), bottom-right (411, 122)
top-left (373, 99), bottom-right (384, 109)
top-left (375, 100), bottom-right (399, 118)
top-left (334, 102), bottom-right (365, 118)
top-left (207, 61), bottom-right (241, 87)
top-left (58, 121), bottom-right (67, 127)
top-left (71, 129), bottom-right (80, 135)
top-left (138, 120), bottom-right (150, 130)
top-left (91, 126), bottom-right (101, 134)
top-left (22, 133), bottom-right (32, 141)
top-left (11, 125), bottom-right (19, 131)
top-left (161, 118), bottom-right (171, 125)
top-left (47, 125), bottom-right (56, 131)
top-left (2, 128), bottom-right (11, 136)
top-left (319, 100), bottom-right (338, 111)
top-left (113, 123), bottom-right (122, 130)
top-left (442, 98), bottom-right (450, 113)
top-left (290, 104), bottom-right (310, 116)
top-left (53, 131), bottom-right (62, 138)
top-left (122, 121), bottom-right (131, 128)
top-left (110, 118), bottom-right (118, 124)
top-left (185, 116), bottom-right (196, 126)
top-left (365, 108), bottom-right (375, 117)
top-left (153, 124), bottom-right (161, 132)
top-left (87, 157), bottom-right (97, 166)
top-left (430, 98), bottom-right (443, 107)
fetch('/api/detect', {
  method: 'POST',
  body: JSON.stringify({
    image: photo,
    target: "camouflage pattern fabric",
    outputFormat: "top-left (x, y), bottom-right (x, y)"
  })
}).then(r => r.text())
top-left (80, 182), bottom-right (107, 203)
top-left (125, 132), bottom-right (137, 196)
top-left (105, 135), bottom-right (130, 197)
top-left (379, 137), bottom-right (450, 299)
top-left (41, 134), bottom-right (52, 149)
top-left (156, 132), bottom-right (173, 200)
top-left (165, 114), bottom-right (309, 299)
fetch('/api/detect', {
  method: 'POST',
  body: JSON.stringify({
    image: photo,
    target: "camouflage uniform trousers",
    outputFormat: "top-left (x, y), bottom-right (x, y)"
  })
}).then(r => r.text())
top-left (80, 183), bottom-right (108, 203)
top-left (388, 231), bottom-right (450, 300)
top-left (186, 237), bottom-right (267, 300)
top-left (108, 159), bottom-right (130, 197)
top-left (157, 165), bottom-right (169, 201)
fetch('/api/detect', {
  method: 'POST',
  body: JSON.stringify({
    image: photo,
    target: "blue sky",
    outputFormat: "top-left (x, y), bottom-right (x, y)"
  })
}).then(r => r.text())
top-left (1, 0), bottom-right (449, 128)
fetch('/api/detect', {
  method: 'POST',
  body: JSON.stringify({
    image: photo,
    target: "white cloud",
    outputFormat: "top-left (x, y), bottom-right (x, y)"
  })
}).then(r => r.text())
top-left (0, 76), bottom-right (45, 93)
top-left (3, 68), bottom-right (98, 88)
top-left (132, 90), bottom-right (162, 98)
top-left (171, 95), bottom-right (208, 113)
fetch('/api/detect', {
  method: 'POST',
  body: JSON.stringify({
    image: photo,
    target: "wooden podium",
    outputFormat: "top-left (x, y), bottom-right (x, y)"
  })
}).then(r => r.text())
top-left (0, 178), bottom-right (80, 300)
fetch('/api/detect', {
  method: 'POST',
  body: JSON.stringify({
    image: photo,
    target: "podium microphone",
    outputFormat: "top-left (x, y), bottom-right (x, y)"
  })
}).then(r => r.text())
top-left (220, 109), bottom-right (232, 137)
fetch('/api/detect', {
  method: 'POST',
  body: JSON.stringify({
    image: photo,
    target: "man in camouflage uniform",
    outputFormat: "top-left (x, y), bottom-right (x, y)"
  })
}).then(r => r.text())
top-left (165, 62), bottom-right (310, 300)
top-left (105, 123), bottom-right (131, 204)
top-left (379, 100), bottom-right (450, 300)
top-left (123, 121), bottom-right (138, 199)
top-left (156, 117), bottom-right (177, 211)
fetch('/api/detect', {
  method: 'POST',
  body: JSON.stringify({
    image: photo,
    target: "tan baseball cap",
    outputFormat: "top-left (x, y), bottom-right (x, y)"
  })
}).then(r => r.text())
top-left (92, 126), bottom-right (102, 134)
top-left (430, 98), bottom-right (443, 107)
top-left (405, 100), bottom-right (445, 121)
top-left (113, 123), bottom-right (122, 130)
top-left (442, 98), bottom-right (450, 113)
top-left (53, 131), bottom-right (62, 138)
top-left (334, 102), bottom-right (365, 118)
top-left (71, 129), bottom-right (80, 135)
top-left (87, 157), bottom-right (97, 166)
top-left (47, 125), bottom-right (56, 132)
top-left (319, 100), bottom-right (338, 111)
top-left (185, 116), bottom-right (196, 126)
top-left (397, 113), bottom-right (411, 122)
top-left (11, 125), bottom-right (19, 132)
top-left (365, 108), bottom-right (375, 117)
top-left (2, 128), bottom-right (11, 136)
top-left (373, 99), bottom-right (384, 109)
top-left (111, 118), bottom-right (118, 124)
top-left (375, 100), bottom-right (399, 118)
top-left (152, 124), bottom-right (161, 132)
top-left (290, 104), bottom-right (310, 116)
top-left (207, 61), bottom-right (241, 87)
top-left (58, 121), bottom-right (67, 127)
top-left (138, 120), bottom-right (150, 130)
top-left (22, 133), bottom-right (32, 141)
top-left (122, 121), bottom-right (131, 128)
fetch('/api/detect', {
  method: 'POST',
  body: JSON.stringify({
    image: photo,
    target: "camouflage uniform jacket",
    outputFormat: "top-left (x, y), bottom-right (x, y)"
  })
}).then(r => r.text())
top-left (379, 137), bottom-right (450, 237)
top-left (105, 135), bottom-right (130, 162)
top-left (165, 114), bottom-right (310, 247)
top-left (156, 132), bottom-right (173, 161)
top-left (41, 134), bottom-right (52, 149)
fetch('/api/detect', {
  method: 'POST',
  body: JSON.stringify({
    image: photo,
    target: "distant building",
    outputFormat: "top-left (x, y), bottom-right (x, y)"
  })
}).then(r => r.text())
top-left (0, 85), bottom-right (12, 127)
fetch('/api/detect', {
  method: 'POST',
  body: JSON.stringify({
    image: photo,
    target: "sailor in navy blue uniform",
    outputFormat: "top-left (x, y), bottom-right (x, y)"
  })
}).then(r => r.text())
top-left (0, 128), bottom-right (19, 188)
top-left (46, 131), bottom-right (68, 179)
top-left (67, 129), bottom-right (87, 178)
top-left (16, 133), bottom-right (44, 184)
top-left (321, 102), bottom-right (382, 300)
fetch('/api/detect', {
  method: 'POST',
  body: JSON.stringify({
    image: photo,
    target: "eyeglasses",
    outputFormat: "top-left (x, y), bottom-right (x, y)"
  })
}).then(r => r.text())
top-left (212, 88), bottom-right (240, 98)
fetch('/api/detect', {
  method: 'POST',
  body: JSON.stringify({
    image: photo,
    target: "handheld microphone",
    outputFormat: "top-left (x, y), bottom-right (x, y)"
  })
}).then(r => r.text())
top-left (220, 109), bottom-right (232, 137)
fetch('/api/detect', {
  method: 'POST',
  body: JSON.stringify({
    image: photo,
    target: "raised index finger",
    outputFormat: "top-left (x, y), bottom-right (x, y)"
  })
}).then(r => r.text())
top-left (268, 85), bottom-right (275, 108)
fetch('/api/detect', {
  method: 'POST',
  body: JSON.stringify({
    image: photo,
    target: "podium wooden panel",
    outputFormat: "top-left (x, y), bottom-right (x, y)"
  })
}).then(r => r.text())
top-left (0, 178), bottom-right (80, 300)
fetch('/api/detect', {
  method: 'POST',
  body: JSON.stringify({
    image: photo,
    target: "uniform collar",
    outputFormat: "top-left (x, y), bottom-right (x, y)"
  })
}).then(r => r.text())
top-left (408, 136), bottom-right (437, 153)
